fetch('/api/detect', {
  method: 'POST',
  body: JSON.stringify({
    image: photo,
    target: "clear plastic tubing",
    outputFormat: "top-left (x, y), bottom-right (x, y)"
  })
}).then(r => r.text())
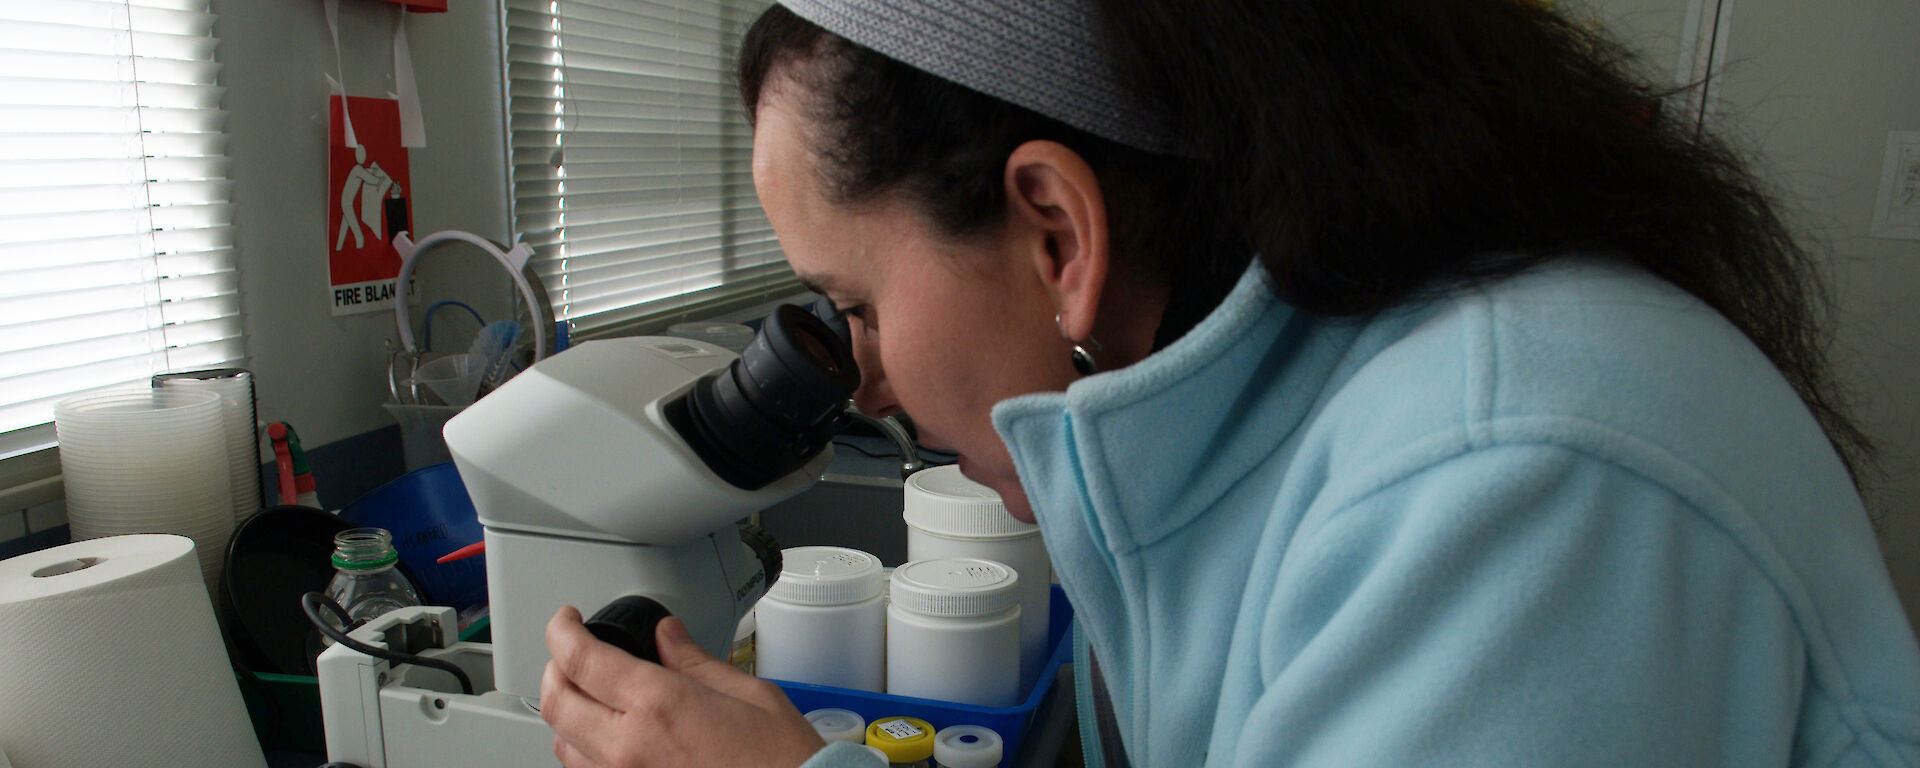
top-left (887, 558), bottom-right (1021, 707)
top-left (934, 724), bottom-right (1004, 768)
top-left (904, 465), bottom-right (1052, 691)
top-left (755, 546), bottom-right (886, 691)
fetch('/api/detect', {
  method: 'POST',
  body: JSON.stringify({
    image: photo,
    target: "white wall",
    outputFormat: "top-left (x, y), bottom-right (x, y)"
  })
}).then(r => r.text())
top-left (1577, 0), bottom-right (1920, 629)
top-left (1717, 0), bottom-right (1920, 629)
top-left (213, 0), bottom-right (513, 451)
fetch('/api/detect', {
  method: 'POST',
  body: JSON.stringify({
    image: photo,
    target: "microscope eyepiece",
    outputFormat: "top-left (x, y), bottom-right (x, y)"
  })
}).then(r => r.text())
top-left (667, 302), bottom-right (859, 489)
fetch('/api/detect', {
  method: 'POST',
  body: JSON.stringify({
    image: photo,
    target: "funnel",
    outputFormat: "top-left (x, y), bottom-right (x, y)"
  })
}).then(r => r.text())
top-left (411, 353), bottom-right (485, 407)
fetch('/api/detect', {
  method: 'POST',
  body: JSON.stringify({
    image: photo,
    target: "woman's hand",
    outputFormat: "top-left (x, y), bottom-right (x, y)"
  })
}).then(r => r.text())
top-left (542, 606), bottom-right (827, 767)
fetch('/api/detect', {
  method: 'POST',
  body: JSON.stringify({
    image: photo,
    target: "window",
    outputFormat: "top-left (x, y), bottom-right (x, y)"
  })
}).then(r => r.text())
top-left (0, 0), bottom-right (240, 461)
top-left (504, 0), bottom-right (792, 339)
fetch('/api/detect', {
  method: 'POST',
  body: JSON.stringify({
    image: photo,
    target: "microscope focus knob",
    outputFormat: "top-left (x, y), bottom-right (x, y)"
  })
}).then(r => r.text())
top-left (739, 523), bottom-right (782, 594)
top-left (585, 595), bottom-right (674, 663)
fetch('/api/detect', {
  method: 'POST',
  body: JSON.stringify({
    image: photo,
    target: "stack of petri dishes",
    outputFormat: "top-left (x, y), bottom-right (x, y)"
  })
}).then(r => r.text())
top-left (155, 372), bottom-right (262, 528)
top-left (54, 388), bottom-right (235, 591)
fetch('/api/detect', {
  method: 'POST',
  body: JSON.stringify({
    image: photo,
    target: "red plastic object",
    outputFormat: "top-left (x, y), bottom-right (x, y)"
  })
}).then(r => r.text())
top-left (268, 422), bottom-right (298, 505)
top-left (437, 541), bottom-right (485, 563)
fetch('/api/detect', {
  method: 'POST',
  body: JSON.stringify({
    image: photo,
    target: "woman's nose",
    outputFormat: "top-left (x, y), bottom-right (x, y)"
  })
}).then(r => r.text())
top-left (853, 380), bottom-right (899, 419)
top-left (849, 342), bottom-right (899, 419)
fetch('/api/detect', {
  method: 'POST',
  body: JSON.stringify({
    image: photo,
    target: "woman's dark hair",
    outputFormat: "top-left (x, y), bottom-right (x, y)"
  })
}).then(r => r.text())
top-left (737, 1), bottom-right (1873, 486)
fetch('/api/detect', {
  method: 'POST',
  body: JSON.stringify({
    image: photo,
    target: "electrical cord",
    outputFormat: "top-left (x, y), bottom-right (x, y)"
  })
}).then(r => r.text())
top-left (301, 591), bottom-right (475, 695)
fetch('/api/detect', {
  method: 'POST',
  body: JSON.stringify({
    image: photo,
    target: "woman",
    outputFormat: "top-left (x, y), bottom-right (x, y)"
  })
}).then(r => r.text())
top-left (537, 1), bottom-right (1920, 766)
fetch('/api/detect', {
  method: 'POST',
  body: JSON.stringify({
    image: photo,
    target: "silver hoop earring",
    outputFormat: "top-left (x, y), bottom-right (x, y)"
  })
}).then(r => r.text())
top-left (1057, 314), bottom-right (1103, 375)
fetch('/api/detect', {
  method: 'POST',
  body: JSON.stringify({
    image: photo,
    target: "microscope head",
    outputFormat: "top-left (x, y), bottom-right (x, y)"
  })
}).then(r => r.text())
top-left (443, 303), bottom-right (858, 545)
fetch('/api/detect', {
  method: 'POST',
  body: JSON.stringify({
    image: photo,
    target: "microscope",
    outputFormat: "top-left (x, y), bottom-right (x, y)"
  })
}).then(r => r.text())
top-left (316, 303), bottom-right (858, 767)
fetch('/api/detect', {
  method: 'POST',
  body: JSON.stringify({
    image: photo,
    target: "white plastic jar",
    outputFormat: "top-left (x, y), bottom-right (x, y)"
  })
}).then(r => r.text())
top-left (933, 724), bottom-right (1004, 768)
top-left (904, 465), bottom-right (1052, 690)
top-left (886, 557), bottom-right (1021, 707)
top-left (755, 546), bottom-right (886, 691)
top-left (804, 708), bottom-right (867, 744)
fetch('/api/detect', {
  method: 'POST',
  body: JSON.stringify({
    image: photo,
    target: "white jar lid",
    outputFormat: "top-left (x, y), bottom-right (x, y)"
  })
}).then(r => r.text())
top-left (768, 546), bottom-right (884, 606)
top-left (889, 558), bottom-right (1019, 618)
top-left (934, 725), bottom-right (1004, 768)
top-left (903, 465), bottom-right (1037, 538)
top-left (804, 708), bottom-right (866, 743)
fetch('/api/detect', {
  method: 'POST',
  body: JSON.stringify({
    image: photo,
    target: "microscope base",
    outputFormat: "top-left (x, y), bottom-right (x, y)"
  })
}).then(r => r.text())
top-left (318, 606), bottom-right (558, 767)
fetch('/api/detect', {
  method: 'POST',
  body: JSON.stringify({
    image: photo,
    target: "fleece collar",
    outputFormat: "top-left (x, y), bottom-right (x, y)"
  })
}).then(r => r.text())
top-left (991, 262), bottom-right (1342, 552)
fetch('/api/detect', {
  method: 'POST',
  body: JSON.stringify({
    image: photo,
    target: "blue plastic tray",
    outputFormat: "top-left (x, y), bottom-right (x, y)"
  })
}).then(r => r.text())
top-left (340, 461), bottom-right (487, 611)
top-left (772, 585), bottom-right (1073, 760)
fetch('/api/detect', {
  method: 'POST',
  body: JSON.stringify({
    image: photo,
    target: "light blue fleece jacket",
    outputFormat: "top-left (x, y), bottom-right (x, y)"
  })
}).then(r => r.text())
top-left (800, 259), bottom-right (1920, 767)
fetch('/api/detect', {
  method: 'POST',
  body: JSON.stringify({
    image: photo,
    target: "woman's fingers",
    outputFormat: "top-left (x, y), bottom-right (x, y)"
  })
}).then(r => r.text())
top-left (541, 653), bottom-right (624, 764)
top-left (654, 617), bottom-right (748, 691)
top-left (546, 605), bottom-right (690, 713)
top-left (653, 616), bottom-right (801, 712)
top-left (553, 735), bottom-right (602, 768)
top-left (543, 606), bottom-right (827, 767)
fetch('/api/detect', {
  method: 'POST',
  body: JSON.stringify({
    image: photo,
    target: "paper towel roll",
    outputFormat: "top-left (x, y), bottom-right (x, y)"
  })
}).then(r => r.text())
top-left (0, 535), bottom-right (267, 768)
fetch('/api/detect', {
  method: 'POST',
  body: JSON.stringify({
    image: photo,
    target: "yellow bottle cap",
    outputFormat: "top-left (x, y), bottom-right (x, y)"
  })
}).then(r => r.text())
top-left (865, 716), bottom-right (935, 763)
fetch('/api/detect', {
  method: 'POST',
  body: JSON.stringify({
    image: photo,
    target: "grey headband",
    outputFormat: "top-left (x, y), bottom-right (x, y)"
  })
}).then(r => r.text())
top-left (775, 0), bottom-right (1177, 154)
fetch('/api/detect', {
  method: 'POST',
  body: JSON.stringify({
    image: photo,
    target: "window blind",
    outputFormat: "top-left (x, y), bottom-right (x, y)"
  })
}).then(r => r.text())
top-left (0, 0), bottom-right (240, 460)
top-left (505, 0), bottom-right (794, 338)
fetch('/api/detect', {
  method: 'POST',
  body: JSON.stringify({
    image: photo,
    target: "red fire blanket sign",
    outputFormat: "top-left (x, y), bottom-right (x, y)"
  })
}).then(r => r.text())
top-left (327, 95), bottom-right (414, 316)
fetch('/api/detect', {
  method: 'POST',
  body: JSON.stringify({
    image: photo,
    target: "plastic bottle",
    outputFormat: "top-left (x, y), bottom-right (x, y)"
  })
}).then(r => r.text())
top-left (805, 707), bottom-right (866, 744)
top-left (324, 527), bottom-right (422, 626)
top-left (904, 465), bottom-right (1052, 691)
top-left (933, 725), bottom-right (1003, 768)
top-left (756, 546), bottom-right (887, 691)
top-left (865, 715), bottom-right (936, 768)
top-left (887, 558), bottom-right (1021, 707)
top-left (730, 608), bottom-right (756, 675)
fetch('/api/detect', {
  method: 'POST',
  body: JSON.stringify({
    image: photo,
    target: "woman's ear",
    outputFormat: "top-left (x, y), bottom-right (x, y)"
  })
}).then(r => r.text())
top-left (1003, 140), bottom-right (1109, 342)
